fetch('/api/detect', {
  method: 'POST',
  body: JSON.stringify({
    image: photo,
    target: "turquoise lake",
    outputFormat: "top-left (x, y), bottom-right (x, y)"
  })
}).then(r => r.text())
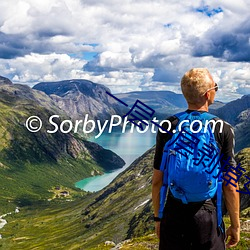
top-left (75, 129), bottom-right (156, 192)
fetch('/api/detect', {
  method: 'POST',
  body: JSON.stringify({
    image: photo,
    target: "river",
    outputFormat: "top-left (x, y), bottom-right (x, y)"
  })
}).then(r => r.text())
top-left (75, 129), bottom-right (156, 192)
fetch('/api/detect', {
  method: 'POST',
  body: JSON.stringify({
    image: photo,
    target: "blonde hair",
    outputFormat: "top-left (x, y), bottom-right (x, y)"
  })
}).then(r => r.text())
top-left (181, 68), bottom-right (214, 104)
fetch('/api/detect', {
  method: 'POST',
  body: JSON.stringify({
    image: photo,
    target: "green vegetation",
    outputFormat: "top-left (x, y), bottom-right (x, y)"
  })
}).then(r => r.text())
top-left (224, 217), bottom-right (250, 250)
top-left (0, 148), bottom-right (156, 249)
top-left (1, 208), bottom-right (248, 250)
top-left (0, 84), bottom-right (119, 214)
top-left (89, 228), bottom-right (250, 250)
top-left (0, 83), bottom-right (126, 249)
top-left (1, 142), bottom-right (249, 249)
top-left (0, 156), bottom-right (99, 212)
top-left (88, 234), bottom-right (159, 250)
top-left (0, 198), bottom-right (89, 250)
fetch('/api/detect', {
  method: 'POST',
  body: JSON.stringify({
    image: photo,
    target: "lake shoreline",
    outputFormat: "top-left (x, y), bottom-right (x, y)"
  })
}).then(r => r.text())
top-left (75, 130), bottom-right (156, 192)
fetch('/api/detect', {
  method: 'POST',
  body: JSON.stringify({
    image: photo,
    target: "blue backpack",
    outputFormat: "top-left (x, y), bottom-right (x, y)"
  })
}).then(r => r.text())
top-left (158, 111), bottom-right (223, 229)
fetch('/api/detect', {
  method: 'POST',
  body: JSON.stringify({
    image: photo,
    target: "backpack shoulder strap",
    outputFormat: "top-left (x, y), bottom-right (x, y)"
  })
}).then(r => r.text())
top-left (202, 112), bottom-right (223, 230)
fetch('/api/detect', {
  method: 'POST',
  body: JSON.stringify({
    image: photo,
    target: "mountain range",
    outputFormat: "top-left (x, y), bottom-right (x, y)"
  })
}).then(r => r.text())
top-left (115, 90), bottom-right (225, 118)
top-left (33, 79), bottom-right (225, 121)
top-left (33, 80), bottom-right (127, 123)
top-left (0, 76), bottom-right (249, 249)
top-left (0, 78), bottom-right (125, 213)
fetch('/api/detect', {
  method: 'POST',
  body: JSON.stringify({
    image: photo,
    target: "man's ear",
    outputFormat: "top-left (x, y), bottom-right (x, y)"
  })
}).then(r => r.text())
top-left (204, 92), bottom-right (209, 100)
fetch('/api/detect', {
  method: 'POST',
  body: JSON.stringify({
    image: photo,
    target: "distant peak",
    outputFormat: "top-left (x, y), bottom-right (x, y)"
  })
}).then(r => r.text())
top-left (33, 79), bottom-right (110, 97)
top-left (0, 76), bottom-right (12, 85)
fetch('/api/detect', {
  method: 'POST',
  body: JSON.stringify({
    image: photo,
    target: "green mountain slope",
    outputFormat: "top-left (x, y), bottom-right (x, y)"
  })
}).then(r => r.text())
top-left (79, 147), bottom-right (250, 248)
top-left (0, 82), bottom-right (124, 213)
top-left (0, 147), bottom-right (155, 249)
top-left (1, 147), bottom-right (249, 249)
top-left (235, 147), bottom-right (250, 212)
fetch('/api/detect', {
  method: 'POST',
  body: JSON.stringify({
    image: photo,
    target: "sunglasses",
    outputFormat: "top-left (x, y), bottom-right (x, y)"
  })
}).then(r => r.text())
top-left (202, 83), bottom-right (218, 95)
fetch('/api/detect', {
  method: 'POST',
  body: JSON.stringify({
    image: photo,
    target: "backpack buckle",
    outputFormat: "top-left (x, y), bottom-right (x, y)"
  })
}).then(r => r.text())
top-left (169, 149), bottom-right (176, 155)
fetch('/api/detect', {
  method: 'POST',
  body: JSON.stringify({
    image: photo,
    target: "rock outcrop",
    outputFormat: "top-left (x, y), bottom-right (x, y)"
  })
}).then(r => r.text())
top-left (33, 79), bottom-right (126, 122)
top-left (0, 75), bottom-right (12, 85)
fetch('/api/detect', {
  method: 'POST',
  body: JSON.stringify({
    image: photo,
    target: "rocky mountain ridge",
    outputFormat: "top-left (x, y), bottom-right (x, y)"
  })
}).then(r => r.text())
top-left (211, 94), bottom-right (250, 152)
top-left (213, 94), bottom-right (250, 125)
top-left (33, 79), bottom-right (127, 122)
top-left (115, 91), bottom-right (225, 119)
top-left (0, 75), bottom-right (12, 85)
top-left (234, 108), bottom-right (250, 152)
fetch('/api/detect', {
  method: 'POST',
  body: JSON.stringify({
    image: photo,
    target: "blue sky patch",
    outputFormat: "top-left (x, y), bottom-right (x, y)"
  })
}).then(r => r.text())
top-left (83, 51), bottom-right (98, 61)
top-left (196, 6), bottom-right (223, 17)
top-left (69, 50), bottom-right (98, 61)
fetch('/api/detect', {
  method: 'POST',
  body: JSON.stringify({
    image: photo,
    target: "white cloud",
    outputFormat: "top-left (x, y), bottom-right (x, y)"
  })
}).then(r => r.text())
top-left (0, 53), bottom-right (87, 85)
top-left (70, 69), bottom-right (154, 93)
top-left (0, 1), bottom-right (31, 34)
top-left (0, 0), bottom-right (249, 101)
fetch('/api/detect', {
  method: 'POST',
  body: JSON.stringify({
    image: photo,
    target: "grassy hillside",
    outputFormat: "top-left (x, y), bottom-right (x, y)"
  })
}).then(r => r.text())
top-left (1, 147), bottom-right (249, 249)
top-left (0, 195), bottom-right (249, 250)
top-left (235, 147), bottom-right (250, 212)
top-left (0, 199), bottom-right (89, 249)
top-left (0, 148), bottom-right (154, 249)
top-left (0, 84), bottom-right (124, 213)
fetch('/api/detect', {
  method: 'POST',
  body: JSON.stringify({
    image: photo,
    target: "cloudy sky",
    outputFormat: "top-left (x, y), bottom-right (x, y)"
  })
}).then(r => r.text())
top-left (0, 0), bottom-right (249, 102)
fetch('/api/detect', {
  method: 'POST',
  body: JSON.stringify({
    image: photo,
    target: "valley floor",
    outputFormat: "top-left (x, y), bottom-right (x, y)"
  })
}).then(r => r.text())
top-left (0, 198), bottom-right (249, 250)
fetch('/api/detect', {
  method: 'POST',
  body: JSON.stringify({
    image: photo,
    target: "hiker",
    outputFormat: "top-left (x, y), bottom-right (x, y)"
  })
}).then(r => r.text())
top-left (152, 68), bottom-right (240, 249)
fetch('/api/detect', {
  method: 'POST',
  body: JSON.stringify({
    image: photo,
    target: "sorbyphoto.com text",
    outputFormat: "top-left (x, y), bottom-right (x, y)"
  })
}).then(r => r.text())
top-left (25, 114), bottom-right (225, 139)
